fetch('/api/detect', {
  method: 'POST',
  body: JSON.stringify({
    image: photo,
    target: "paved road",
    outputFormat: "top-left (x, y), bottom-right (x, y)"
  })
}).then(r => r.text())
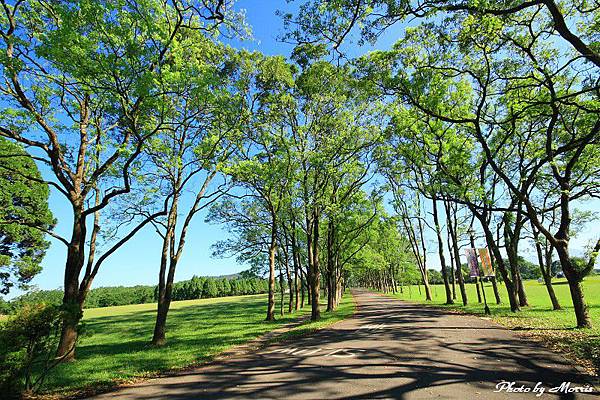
top-left (92, 290), bottom-right (597, 399)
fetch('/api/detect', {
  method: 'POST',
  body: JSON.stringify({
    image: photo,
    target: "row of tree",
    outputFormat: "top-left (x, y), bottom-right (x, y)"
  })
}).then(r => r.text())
top-left (168, 276), bottom-right (272, 301)
top-left (0, 0), bottom-right (598, 368)
top-left (285, 0), bottom-right (600, 328)
top-left (0, 0), bottom-right (256, 357)
top-left (1, 276), bottom-right (271, 314)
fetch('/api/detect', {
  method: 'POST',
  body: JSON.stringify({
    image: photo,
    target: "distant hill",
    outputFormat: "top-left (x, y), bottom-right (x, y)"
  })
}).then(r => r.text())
top-left (206, 273), bottom-right (241, 280)
top-left (205, 268), bottom-right (264, 280)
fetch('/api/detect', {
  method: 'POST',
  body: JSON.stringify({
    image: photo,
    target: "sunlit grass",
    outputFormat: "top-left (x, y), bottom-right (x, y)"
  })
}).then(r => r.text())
top-left (41, 291), bottom-right (354, 395)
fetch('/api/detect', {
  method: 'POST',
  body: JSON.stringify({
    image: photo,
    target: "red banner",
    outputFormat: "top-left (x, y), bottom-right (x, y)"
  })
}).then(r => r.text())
top-left (478, 248), bottom-right (495, 277)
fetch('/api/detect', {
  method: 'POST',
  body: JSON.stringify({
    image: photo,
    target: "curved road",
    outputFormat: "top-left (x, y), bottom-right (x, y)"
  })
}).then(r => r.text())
top-left (92, 290), bottom-right (597, 399)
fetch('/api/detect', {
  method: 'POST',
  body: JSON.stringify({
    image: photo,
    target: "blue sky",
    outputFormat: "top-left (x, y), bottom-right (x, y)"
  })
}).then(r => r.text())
top-left (6, 1), bottom-right (598, 298)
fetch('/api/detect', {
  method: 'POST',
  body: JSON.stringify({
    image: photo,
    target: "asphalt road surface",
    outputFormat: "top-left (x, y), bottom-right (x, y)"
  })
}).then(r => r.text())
top-left (92, 290), bottom-right (597, 399)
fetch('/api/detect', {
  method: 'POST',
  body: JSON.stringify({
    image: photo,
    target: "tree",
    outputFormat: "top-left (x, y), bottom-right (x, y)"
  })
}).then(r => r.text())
top-left (220, 54), bottom-right (296, 321)
top-left (143, 40), bottom-right (243, 346)
top-left (0, 0), bottom-right (242, 359)
top-left (287, 1), bottom-right (600, 68)
top-left (0, 138), bottom-right (54, 294)
top-left (347, 208), bottom-right (415, 293)
top-left (211, 49), bottom-right (384, 320)
top-left (202, 279), bottom-right (218, 298)
top-left (0, 302), bottom-right (80, 395)
top-left (284, 47), bottom-right (384, 320)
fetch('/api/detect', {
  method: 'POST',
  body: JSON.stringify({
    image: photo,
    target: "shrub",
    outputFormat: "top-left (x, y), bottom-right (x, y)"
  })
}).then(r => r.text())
top-left (0, 303), bottom-right (71, 396)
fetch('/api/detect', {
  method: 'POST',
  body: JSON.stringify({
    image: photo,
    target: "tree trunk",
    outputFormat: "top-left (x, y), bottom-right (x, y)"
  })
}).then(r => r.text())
top-left (285, 248), bottom-right (293, 313)
top-left (417, 209), bottom-right (432, 301)
top-left (534, 237), bottom-right (561, 310)
top-left (152, 225), bottom-right (173, 346)
top-left (446, 203), bottom-right (467, 305)
top-left (56, 212), bottom-right (87, 361)
top-left (431, 198), bottom-right (453, 304)
top-left (279, 269), bottom-right (285, 316)
top-left (310, 212), bottom-right (321, 321)
top-left (516, 268), bottom-right (529, 307)
top-left (555, 243), bottom-right (590, 328)
top-left (152, 256), bottom-right (179, 345)
top-left (542, 269), bottom-right (561, 311)
top-left (567, 278), bottom-right (590, 329)
top-left (300, 270), bottom-right (306, 308)
top-left (326, 219), bottom-right (335, 312)
top-left (450, 257), bottom-right (456, 300)
top-left (152, 186), bottom-right (184, 346)
top-left (291, 222), bottom-right (300, 311)
top-left (266, 218), bottom-right (277, 321)
top-left (446, 219), bottom-right (456, 300)
top-left (490, 277), bottom-right (501, 304)
top-left (306, 271), bottom-right (311, 305)
top-left (152, 298), bottom-right (170, 346)
top-left (476, 207), bottom-right (519, 311)
top-left (531, 186), bottom-right (591, 327)
top-left (504, 213), bottom-right (528, 307)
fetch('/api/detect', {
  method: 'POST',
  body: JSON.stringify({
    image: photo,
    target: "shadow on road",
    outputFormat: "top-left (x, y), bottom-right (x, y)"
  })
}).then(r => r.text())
top-left (93, 290), bottom-right (596, 400)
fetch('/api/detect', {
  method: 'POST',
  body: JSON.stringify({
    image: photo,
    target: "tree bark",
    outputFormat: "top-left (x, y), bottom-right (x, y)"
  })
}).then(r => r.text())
top-left (266, 217), bottom-right (277, 321)
top-left (309, 211), bottom-right (321, 321)
top-left (446, 203), bottom-right (467, 305)
top-left (474, 207), bottom-right (519, 311)
top-left (490, 277), bottom-right (501, 304)
top-left (291, 220), bottom-right (300, 311)
top-left (152, 227), bottom-right (173, 346)
top-left (431, 198), bottom-right (453, 304)
top-left (279, 268), bottom-right (285, 316)
top-left (284, 241), bottom-right (293, 313)
top-left (445, 213), bottom-right (456, 300)
top-left (516, 268), bottom-right (528, 307)
top-left (326, 218), bottom-right (336, 312)
top-left (56, 211), bottom-right (86, 360)
top-left (533, 232), bottom-right (561, 310)
top-left (503, 213), bottom-right (529, 307)
top-left (555, 242), bottom-right (590, 328)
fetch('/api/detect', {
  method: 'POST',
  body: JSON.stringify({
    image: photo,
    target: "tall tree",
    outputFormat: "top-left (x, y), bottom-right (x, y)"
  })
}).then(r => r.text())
top-left (224, 55), bottom-right (296, 320)
top-left (0, 0), bottom-right (241, 359)
top-left (368, 15), bottom-right (598, 325)
top-left (143, 43), bottom-right (243, 345)
top-left (286, 46), bottom-right (383, 320)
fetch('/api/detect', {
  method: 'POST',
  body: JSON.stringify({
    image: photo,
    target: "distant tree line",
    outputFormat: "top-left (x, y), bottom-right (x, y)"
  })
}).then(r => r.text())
top-left (0, 276), bottom-right (272, 315)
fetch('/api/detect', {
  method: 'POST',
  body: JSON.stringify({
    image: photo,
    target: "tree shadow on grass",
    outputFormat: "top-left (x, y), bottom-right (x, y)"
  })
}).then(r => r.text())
top-left (44, 296), bottom-right (306, 392)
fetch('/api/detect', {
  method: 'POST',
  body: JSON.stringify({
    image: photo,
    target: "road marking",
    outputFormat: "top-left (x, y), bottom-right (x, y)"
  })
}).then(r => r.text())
top-left (357, 323), bottom-right (386, 331)
top-left (266, 347), bottom-right (366, 358)
top-left (325, 348), bottom-right (367, 358)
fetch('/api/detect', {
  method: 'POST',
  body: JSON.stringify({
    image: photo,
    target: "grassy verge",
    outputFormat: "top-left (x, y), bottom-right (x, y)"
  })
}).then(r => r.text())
top-left (383, 276), bottom-right (600, 376)
top-left (39, 291), bottom-right (353, 396)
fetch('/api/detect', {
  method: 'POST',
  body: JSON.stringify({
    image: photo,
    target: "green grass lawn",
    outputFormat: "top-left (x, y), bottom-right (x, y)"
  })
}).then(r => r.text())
top-left (41, 291), bottom-right (355, 396)
top-left (385, 275), bottom-right (600, 375)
